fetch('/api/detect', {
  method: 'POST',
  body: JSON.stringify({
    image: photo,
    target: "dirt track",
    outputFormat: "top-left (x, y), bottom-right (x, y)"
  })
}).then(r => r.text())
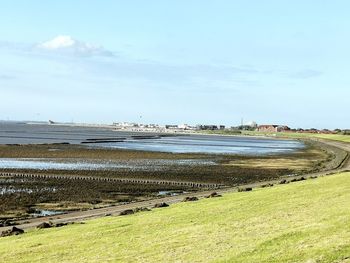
top-left (1, 138), bottom-right (349, 233)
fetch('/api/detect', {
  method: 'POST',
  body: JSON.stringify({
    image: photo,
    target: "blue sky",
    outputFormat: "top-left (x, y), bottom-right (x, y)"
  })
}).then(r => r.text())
top-left (1, 1), bottom-right (349, 129)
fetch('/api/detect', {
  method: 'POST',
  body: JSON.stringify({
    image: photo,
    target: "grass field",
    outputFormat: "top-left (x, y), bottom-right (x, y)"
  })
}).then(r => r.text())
top-left (1, 172), bottom-right (350, 262)
top-left (242, 131), bottom-right (350, 143)
top-left (198, 129), bottom-right (350, 143)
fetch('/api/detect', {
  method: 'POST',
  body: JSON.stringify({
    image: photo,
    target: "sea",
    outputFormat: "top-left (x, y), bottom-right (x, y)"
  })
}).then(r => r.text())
top-left (0, 121), bottom-right (304, 155)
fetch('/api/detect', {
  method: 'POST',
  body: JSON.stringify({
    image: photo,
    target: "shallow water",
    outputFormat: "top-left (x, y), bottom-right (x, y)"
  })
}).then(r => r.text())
top-left (0, 122), bottom-right (304, 155)
top-left (31, 210), bottom-right (64, 217)
top-left (157, 190), bottom-right (184, 196)
top-left (0, 186), bottom-right (57, 195)
top-left (0, 158), bottom-right (216, 171)
top-left (98, 135), bottom-right (304, 154)
top-left (0, 187), bottom-right (34, 195)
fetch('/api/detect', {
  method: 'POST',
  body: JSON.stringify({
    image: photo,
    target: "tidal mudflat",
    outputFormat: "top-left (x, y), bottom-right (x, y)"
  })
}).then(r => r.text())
top-left (0, 123), bottom-right (343, 222)
top-left (0, 138), bottom-right (338, 222)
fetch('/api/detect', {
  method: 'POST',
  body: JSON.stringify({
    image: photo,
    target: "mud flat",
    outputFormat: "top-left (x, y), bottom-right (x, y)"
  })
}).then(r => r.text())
top-left (0, 137), bottom-right (345, 222)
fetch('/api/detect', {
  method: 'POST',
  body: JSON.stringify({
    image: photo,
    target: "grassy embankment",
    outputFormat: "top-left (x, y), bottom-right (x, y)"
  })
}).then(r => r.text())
top-left (199, 129), bottom-right (350, 143)
top-left (1, 172), bottom-right (350, 262)
top-left (243, 131), bottom-right (350, 143)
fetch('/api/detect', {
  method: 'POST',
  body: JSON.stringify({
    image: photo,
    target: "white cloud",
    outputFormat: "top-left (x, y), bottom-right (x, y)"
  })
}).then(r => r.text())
top-left (39, 35), bottom-right (76, 49)
top-left (37, 35), bottom-right (113, 57)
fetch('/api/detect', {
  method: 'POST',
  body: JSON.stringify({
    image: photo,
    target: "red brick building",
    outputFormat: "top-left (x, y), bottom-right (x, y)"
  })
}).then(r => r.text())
top-left (257, 125), bottom-right (290, 133)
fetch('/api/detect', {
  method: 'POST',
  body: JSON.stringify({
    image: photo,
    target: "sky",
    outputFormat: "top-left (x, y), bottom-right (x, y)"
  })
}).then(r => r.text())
top-left (0, 1), bottom-right (349, 129)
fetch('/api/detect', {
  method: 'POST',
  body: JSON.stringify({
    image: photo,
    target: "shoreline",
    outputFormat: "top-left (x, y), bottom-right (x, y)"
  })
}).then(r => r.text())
top-left (0, 137), bottom-right (349, 232)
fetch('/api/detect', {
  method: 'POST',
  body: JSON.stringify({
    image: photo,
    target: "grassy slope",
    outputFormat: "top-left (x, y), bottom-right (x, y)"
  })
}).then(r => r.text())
top-left (197, 130), bottom-right (350, 142)
top-left (1, 173), bottom-right (350, 262)
top-left (243, 131), bottom-right (350, 143)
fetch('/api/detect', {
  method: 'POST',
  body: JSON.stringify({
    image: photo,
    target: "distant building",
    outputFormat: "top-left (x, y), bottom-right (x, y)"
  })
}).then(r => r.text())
top-left (165, 125), bottom-right (178, 129)
top-left (177, 124), bottom-right (196, 130)
top-left (257, 125), bottom-right (290, 133)
top-left (178, 124), bottom-right (189, 129)
top-left (196, 125), bottom-right (218, 130)
top-left (114, 122), bottom-right (138, 129)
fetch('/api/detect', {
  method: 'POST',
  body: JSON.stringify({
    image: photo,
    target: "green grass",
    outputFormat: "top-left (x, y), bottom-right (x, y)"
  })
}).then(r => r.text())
top-left (198, 130), bottom-right (242, 136)
top-left (197, 129), bottom-right (350, 143)
top-left (243, 131), bottom-right (350, 143)
top-left (1, 173), bottom-right (350, 262)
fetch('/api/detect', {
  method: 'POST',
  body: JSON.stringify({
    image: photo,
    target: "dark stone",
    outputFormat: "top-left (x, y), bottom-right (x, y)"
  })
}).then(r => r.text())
top-left (119, 209), bottom-right (134, 216)
top-left (182, 197), bottom-right (199, 202)
top-left (261, 183), bottom-right (274, 188)
top-left (1, 226), bottom-right (24, 237)
top-left (290, 177), bottom-right (306, 182)
top-left (36, 222), bottom-right (53, 229)
top-left (134, 207), bottom-right (151, 213)
top-left (154, 202), bottom-right (169, 208)
top-left (206, 192), bottom-right (222, 198)
top-left (279, 179), bottom-right (287, 184)
top-left (54, 223), bottom-right (68, 228)
top-left (238, 187), bottom-right (253, 192)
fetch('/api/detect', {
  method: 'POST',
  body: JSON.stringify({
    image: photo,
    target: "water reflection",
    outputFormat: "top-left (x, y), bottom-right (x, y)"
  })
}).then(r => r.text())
top-left (97, 136), bottom-right (304, 154)
top-left (0, 158), bottom-right (216, 171)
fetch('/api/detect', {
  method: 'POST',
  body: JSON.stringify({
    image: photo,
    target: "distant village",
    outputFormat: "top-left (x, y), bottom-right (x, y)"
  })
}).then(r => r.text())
top-left (113, 122), bottom-right (350, 135)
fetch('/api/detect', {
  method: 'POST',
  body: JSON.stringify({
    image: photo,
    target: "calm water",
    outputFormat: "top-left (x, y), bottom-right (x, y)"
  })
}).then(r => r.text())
top-left (0, 122), bottom-right (304, 155)
top-left (99, 136), bottom-right (304, 155)
top-left (31, 210), bottom-right (65, 217)
top-left (0, 158), bottom-right (216, 171)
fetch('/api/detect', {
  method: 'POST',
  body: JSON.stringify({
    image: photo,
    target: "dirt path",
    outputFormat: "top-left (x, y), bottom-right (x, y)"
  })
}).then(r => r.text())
top-left (1, 138), bottom-right (349, 233)
top-left (310, 138), bottom-right (350, 169)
